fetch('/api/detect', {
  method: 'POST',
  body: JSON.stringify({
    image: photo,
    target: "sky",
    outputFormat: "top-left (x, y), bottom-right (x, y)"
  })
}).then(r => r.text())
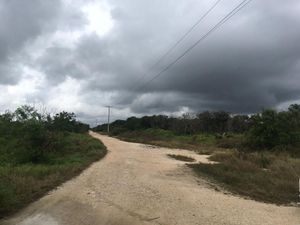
top-left (0, 0), bottom-right (300, 125)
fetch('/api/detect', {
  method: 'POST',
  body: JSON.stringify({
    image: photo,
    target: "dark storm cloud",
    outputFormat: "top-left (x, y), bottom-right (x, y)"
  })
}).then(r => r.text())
top-left (0, 0), bottom-right (86, 84)
top-left (36, 46), bottom-right (86, 84)
top-left (69, 0), bottom-right (300, 115)
top-left (1, 0), bottom-right (300, 120)
top-left (151, 0), bottom-right (300, 113)
top-left (99, 0), bottom-right (300, 114)
top-left (33, 0), bottom-right (300, 114)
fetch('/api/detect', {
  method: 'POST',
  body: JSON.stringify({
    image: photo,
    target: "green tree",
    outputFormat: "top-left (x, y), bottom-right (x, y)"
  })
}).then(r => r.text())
top-left (14, 105), bottom-right (42, 122)
top-left (246, 106), bottom-right (300, 149)
top-left (52, 111), bottom-right (77, 132)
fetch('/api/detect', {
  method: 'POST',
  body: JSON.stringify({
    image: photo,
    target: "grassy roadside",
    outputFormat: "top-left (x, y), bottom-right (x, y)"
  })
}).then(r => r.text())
top-left (115, 128), bottom-right (240, 154)
top-left (114, 129), bottom-right (300, 205)
top-left (0, 133), bottom-right (107, 219)
top-left (189, 151), bottom-right (300, 204)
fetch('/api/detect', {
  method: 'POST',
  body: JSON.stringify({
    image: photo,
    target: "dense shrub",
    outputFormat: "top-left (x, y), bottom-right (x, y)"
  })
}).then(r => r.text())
top-left (93, 104), bottom-right (300, 152)
top-left (0, 106), bottom-right (106, 218)
top-left (0, 133), bottom-right (107, 218)
top-left (0, 105), bottom-right (90, 164)
top-left (93, 112), bottom-right (249, 135)
top-left (246, 105), bottom-right (300, 150)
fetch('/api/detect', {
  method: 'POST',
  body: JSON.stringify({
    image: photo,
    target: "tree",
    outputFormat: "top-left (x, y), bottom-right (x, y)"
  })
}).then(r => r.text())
top-left (196, 111), bottom-right (230, 133)
top-left (14, 105), bottom-right (42, 122)
top-left (52, 111), bottom-right (77, 132)
top-left (246, 107), bottom-right (300, 149)
top-left (288, 104), bottom-right (300, 129)
top-left (228, 115), bottom-right (249, 133)
top-left (211, 111), bottom-right (230, 133)
top-left (196, 111), bottom-right (212, 133)
top-left (125, 117), bottom-right (141, 130)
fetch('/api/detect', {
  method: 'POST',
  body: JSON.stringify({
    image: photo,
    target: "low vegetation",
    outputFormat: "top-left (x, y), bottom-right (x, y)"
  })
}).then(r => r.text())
top-left (115, 128), bottom-right (221, 154)
top-left (167, 154), bottom-right (196, 162)
top-left (189, 151), bottom-right (300, 204)
top-left (93, 104), bottom-right (300, 204)
top-left (0, 106), bottom-right (107, 219)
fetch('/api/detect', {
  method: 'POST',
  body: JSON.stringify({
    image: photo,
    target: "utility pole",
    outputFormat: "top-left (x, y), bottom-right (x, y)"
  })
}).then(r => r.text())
top-left (106, 106), bottom-right (111, 134)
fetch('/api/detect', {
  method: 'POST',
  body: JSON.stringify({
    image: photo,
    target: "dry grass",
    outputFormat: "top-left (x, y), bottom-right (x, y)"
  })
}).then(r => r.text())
top-left (116, 129), bottom-right (223, 154)
top-left (189, 151), bottom-right (300, 204)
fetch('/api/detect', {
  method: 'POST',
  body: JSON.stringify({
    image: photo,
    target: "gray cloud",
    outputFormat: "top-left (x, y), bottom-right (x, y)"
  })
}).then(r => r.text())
top-left (0, 0), bottom-right (86, 84)
top-left (106, 0), bottom-right (300, 114)
top-left (1, 0), bottom-right (300, 122)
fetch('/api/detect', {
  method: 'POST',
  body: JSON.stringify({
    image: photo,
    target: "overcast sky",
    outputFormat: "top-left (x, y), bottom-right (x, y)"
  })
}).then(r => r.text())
top-left (1, 0), bottom-right (300, 124)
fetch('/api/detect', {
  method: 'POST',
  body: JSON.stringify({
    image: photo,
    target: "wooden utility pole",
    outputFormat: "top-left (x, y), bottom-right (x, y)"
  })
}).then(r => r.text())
top-left (107, 106), bottom-right (111, 134)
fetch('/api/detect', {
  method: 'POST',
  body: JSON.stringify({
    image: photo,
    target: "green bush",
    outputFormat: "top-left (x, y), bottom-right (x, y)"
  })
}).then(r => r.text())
top-left (0, 133), bottom-right (107, 218)
top-left (246, 105), bottom-right (300, 150)
top-left (0, 105), bottom-right (108, 218)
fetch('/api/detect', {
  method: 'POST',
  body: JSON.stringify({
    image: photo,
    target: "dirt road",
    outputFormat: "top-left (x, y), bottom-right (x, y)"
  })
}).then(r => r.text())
top-left (2, 132), bottom-right (299, 225)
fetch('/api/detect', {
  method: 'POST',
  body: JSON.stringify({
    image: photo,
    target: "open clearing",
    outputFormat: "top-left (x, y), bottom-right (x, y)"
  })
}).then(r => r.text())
top-left (1, 131), bottom-right (299, 225)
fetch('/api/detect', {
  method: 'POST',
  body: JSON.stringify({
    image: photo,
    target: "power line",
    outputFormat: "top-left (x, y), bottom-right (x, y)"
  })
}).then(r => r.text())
top-left (136, 0), bottom-right (251, 91)
top-left (134, 0), bottom-right (223, 86)
top-left (135, 0), bottom-right (253, 92)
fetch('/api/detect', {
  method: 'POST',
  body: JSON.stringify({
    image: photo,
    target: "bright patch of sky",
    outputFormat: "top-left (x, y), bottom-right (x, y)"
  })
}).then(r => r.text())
top-left (83, 1), bottom-right (114, 37)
